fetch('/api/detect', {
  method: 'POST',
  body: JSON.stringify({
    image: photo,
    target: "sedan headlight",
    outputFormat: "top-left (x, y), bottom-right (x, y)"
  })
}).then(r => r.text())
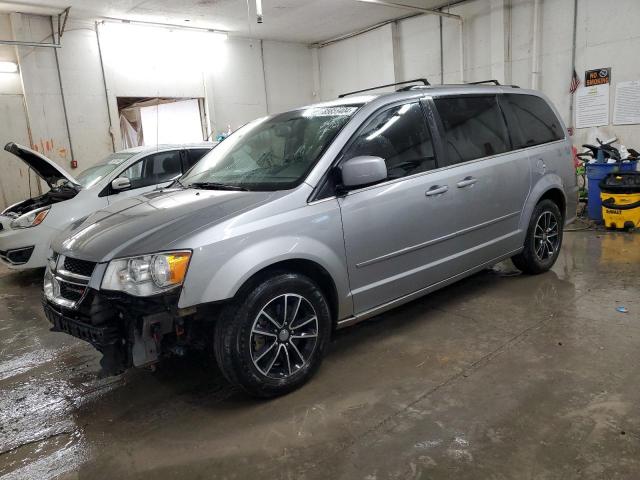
top-left (101, 251), bottom-right (191, 296)
top-left (11, 207), bottom-right (49, 229)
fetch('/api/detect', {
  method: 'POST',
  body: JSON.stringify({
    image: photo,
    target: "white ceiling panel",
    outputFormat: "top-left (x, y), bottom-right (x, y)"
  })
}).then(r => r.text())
top-left (0, 0), bottom-right (458, 43)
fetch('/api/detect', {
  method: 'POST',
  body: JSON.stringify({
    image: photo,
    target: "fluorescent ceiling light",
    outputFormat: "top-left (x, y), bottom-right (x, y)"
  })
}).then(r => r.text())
top-left (0, 61), bottom-right (18, 73)
top-left (256, 0), bottom-right (263, 23)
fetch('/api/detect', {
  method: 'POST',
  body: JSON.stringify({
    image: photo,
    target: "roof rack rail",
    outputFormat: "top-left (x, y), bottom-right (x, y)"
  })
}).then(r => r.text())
top-left (466, 79), bottom-right (501, 85)
top-left (465, 79), bottom-right (521, 88)
top-left (338, 78), bottom-right (430, 98)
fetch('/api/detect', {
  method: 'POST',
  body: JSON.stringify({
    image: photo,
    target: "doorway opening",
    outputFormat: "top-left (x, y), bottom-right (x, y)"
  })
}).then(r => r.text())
top-left (117, 97), bottom-right (208, 149)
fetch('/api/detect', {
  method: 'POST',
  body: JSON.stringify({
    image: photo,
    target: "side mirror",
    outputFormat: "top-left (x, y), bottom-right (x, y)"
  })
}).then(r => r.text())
top-left (340, 156), bottom-right (387, 189)
top-left (111, 177), bottom-right (131, 192)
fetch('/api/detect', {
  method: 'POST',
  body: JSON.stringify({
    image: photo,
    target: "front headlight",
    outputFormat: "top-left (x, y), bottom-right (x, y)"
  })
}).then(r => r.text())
top-left (101, 251), bottom-right (191, 296)
top-left (11, 207), bottom-right (49, 229)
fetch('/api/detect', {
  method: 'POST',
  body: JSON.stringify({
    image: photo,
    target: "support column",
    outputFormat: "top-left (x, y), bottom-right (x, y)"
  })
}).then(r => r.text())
top-left (490, 0), bottom-right (511, 84)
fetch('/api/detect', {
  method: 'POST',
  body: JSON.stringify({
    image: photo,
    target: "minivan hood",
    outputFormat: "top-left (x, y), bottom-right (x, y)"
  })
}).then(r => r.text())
top-left (4, 142), bottom-right (79, 188)
top-left (51, 188), bottom-right (277, 261)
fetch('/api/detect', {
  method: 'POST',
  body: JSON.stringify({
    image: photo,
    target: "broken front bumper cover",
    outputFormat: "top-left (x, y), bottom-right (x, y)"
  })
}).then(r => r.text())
top-left (43, 300), bottom-right (117, 347)
top-left (43, 288), bottom-right (184, 376)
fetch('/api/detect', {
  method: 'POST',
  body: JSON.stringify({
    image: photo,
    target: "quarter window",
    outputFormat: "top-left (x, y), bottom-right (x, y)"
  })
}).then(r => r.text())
top-left (434, 95), bottom-right (510, 165)
top-left (505, 94), bottom-right (564, 148)
top-left (342, 102), bottom-right (436, 180)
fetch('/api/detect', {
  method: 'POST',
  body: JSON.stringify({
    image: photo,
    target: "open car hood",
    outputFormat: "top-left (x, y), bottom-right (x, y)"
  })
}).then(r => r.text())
top-left (4, 142), bottom-right (79, 188)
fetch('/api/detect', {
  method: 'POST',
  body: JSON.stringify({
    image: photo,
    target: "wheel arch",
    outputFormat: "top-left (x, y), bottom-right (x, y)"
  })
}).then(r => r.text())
top-left (538, 187), bottom-right (566, 219)
top-left (520, 175), bottom-right (567, 232)
top-left (235, 258), bottom-right (341, 327)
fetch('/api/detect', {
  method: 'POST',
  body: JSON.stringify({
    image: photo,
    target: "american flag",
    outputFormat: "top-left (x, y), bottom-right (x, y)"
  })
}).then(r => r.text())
top-left (569, 69), bottom-right (581, 94)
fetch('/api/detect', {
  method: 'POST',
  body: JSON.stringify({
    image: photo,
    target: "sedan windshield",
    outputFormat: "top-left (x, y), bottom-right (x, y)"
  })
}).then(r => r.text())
top-left (180, 105), bottom-right (360, 191)
top-left (75, 152), bottom-right (136, 188)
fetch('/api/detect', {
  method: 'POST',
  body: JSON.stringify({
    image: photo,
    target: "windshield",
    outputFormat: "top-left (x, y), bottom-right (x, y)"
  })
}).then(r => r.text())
top-left (180, 105), bottom-right (360, 191)
top-left (74, 152), bottom-right (137, 188)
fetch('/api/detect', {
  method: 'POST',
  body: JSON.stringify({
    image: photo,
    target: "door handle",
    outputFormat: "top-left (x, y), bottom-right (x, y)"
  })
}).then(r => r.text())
top-left (456, 176), bottom-right (478, 188)
top-left (425, 185), bottom-right (449, 196)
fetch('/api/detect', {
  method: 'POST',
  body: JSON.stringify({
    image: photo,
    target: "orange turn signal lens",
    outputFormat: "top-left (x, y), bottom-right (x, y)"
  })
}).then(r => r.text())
top-left (33, 209), bottom-right (49, 226)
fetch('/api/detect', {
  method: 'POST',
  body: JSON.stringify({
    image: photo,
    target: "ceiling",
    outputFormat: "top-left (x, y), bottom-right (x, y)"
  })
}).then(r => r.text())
top-left (0, 0), bottom-right (459, 43)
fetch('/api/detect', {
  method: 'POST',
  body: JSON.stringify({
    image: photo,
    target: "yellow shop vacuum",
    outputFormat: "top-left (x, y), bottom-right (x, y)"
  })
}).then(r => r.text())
top-left (599, 172), bottom-right (640, 231)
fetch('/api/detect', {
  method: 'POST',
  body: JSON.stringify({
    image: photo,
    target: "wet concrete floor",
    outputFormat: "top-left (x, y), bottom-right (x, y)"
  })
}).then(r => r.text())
top-left (0, 231), bottom-right (639, 479)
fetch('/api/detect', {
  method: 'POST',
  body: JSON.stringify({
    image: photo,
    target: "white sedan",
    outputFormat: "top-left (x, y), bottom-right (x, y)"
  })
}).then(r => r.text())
top-left (0, 142), bottom-right (215, 270)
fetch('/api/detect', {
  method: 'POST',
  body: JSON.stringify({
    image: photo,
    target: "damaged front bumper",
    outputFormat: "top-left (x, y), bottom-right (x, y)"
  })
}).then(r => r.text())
top-left (43, 278), bottom-right (191, 376)
top-left (43, 253), bottom-right (209, 375)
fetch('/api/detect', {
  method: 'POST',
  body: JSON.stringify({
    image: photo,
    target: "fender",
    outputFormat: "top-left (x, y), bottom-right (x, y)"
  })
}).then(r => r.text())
top-left (178, 235), bottom-right (353, 319)
top-left (519, 173), bottom-right (567, 233)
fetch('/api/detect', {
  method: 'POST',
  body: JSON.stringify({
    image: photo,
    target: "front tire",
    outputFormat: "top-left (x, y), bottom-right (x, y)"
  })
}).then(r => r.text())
top-left (214, 273), bottom-right (332, 398)
top-left (512, 199), bottom-right (563, 274)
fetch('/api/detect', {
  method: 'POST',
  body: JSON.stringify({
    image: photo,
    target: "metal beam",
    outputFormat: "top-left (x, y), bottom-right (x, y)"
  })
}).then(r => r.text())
top-left (0, 39), bottom-right (61, 48)
top-left (1, 6), bottom-right (70, 48)
top-left (356, 0), bottom-right (462, 20)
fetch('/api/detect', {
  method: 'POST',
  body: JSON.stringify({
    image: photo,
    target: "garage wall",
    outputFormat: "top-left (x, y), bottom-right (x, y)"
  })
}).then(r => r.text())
top-left (0, 14), bottom-right (48, 210)
top-left (0, 13), bottom-right (315, 182)
top-left (318, 24), bottom-right (396, 100)
top-left (316, 0), bottom-right (640, 148)
top-left (263, 40), bottom-right (316, 113)
top-left (9, 13), bottom-right (72, 167)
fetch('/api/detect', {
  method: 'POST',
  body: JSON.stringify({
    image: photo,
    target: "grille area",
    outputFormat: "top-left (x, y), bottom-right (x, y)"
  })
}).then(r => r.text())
top-left (63, 257), bottom-right (96, 277)
top-left (59, 282), bottom-right (86, 302)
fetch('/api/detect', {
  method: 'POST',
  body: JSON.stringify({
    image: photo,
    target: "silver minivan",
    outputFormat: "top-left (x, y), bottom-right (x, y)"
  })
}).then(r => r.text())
top-left (43, 82), bottom-right (577, 397)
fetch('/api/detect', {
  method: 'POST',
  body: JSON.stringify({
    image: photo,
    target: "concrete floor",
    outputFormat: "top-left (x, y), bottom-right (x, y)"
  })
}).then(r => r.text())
top-left (0, 231), bottom-right (638, 479)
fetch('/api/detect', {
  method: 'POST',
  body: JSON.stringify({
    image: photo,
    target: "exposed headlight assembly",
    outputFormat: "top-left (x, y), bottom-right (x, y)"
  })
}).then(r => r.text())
top-left (10, 207), bottom-right (49, 229)
top-left (101, 251), bottom-right (191, 296)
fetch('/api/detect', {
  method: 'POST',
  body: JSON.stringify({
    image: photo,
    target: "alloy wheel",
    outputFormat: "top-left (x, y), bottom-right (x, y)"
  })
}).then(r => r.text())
top-left (534, 211), bottom-right (560, 261)
top-left (250, 294), bottom-right (319, 379)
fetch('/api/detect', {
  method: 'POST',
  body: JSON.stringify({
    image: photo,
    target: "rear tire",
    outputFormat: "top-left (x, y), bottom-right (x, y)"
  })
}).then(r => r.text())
top-left (512, 199), bottom-right (563, 274)
top-left (214, 273), bottom-right (332, 398)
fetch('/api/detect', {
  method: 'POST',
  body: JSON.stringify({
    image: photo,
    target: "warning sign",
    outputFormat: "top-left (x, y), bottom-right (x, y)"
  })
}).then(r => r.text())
top-left (585, 68), bottom-right (611, 87)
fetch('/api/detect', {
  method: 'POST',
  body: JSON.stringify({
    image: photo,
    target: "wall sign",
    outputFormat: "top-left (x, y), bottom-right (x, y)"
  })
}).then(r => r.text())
top-left (575, 84), bottom-right (610, 129)
top-left (613, 80), bottom-right (640, 125)
top-left (585, 68), bottom-right (611, 86)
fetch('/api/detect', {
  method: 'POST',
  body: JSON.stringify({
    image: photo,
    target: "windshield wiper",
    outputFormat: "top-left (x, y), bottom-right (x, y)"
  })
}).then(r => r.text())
top-left (190, 182), bottom-right (250, 191)
top-left (170, 178), bottom-right (185, 189)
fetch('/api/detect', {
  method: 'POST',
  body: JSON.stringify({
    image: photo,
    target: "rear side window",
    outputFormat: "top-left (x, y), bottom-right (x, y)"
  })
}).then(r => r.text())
top-left (342, 102), bottom-right (437, 180)
top-left (505, 94), bottom-right (564, 148)
top-left (434, 95), bottom-right (510, 164)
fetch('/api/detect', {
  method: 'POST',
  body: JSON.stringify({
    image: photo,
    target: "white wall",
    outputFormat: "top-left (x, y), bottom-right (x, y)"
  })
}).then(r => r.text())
top-left (318, 24), bottom-right (396, 100)
top-left (0, 15), bottom-right (22, 96)
top-left (10, 13), bottom-right (72, 166)
top-left (0, 14), bottom-right (55, 208)
top-left (396, 15), bottom-right (441, 84)
top-left (1, 14), bottom-right (316, 179)
top-left (316, 0), bottom-right (640, 148)
top-left (263, 40), bottom-right (316, 113)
